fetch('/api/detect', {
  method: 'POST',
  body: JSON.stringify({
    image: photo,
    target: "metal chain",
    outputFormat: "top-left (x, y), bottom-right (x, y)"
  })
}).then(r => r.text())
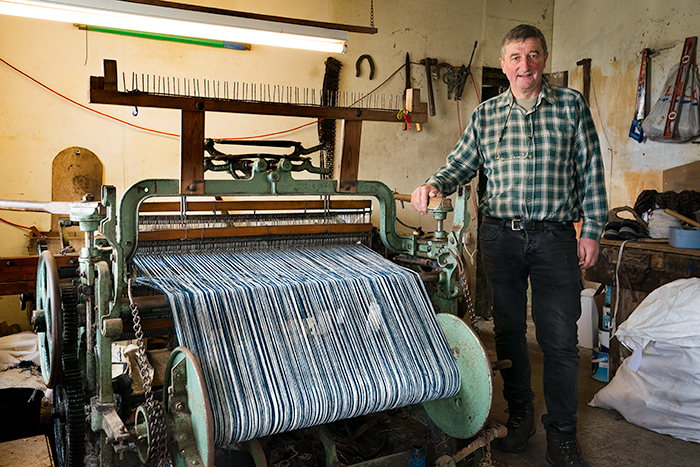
top-left (128, 278), bottom-right (169, 465)
top-left (478, 439), bottom-right (492, 466)
top-left (455, 253), bottom-right (480, 338)
top-left (370, 0), bottom-right (374, 27)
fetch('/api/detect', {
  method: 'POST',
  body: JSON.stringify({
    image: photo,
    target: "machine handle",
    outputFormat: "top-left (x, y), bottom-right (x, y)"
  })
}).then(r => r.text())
top-left (393, 193), bottom-right (447, 210)
top-left (0, 199), bottom-right (73, 215)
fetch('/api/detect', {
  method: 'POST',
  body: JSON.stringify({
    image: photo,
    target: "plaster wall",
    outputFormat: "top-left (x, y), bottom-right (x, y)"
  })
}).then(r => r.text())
top-left (0, 0), bottom-right (553, 329)
top-left (551, 0), bottom-right (700, 210)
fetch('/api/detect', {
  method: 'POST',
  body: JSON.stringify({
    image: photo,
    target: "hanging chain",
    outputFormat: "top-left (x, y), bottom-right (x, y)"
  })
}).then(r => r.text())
top-left (455, 253), bottom-right (480, 338)
top-left (370, 0), bottom-right (375, 27)
top-left (128, 278), bottom-right (169, 466)
top-left (478, 438), bottom-right (492, 466)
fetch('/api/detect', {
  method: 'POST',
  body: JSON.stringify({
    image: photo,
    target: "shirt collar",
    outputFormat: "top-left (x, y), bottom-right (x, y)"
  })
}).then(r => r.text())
top-left (498, 80), bottom-right (555, 109)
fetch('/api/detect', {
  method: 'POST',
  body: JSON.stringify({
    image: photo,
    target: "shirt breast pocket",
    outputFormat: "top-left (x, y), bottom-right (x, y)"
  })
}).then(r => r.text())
top-left (539, 122), bottom-right (575, 160)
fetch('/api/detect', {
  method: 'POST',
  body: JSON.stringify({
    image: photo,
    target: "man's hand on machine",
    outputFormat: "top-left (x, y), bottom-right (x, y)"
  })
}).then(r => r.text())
top-left (411, 184), bottom-right (441, 215)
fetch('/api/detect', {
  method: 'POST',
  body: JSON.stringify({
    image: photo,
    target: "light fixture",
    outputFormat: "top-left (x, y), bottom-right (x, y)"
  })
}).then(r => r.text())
top-left (0, 0), bottom-right (372, 53)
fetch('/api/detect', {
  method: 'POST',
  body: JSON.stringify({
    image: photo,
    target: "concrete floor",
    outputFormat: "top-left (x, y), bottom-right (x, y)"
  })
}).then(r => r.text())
top-left (477, 317), bottom-right (700, 467)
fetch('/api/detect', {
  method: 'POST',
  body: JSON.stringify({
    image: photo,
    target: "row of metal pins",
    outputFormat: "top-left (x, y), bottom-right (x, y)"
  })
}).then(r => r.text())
top-left (123, 72), bottom-right (402, 111)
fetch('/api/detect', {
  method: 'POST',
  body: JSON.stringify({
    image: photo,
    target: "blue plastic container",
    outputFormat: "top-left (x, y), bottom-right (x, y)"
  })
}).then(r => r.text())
top-left (669, 226), bottom-right (700, 249)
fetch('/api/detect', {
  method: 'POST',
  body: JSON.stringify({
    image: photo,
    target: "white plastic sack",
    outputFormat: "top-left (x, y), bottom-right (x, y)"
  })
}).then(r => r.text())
top-left (616, 277), bottom-right (700, 351)
top-left (591, 342), bottom-right (700, 443)
top-left (642, 64), bottom-right (700, 143)
top-left (0, 331), bottom-right (40, 367)
top-left (590, 278), bottom-right (700, 443)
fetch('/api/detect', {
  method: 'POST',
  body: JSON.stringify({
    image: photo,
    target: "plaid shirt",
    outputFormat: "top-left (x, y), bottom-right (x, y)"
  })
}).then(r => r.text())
top-left (426, 82), bottom-right (607, 241)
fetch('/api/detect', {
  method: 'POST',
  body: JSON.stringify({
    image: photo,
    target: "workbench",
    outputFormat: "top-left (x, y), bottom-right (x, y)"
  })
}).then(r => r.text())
top-left (585, 238), bottom-right (700, 375)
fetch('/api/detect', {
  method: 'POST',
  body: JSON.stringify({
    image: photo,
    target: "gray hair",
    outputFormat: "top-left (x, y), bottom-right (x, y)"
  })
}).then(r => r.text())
top-left (500, 24), bottom-right (548, 58)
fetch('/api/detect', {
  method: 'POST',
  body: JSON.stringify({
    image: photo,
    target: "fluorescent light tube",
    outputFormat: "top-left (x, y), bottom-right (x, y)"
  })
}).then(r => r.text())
top-left (0, 0), bottom-right (348, 53)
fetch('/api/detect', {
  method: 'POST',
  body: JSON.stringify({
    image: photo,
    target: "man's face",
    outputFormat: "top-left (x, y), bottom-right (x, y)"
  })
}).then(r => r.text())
top-left (499, 37), bottom-right (548, 99)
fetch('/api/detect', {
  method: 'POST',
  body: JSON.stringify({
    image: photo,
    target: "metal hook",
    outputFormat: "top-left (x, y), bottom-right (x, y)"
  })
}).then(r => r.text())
top-left (132, 106), bottom-right (138, 116)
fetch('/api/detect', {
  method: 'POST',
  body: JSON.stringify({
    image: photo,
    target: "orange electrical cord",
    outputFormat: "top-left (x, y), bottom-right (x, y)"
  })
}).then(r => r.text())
top-left (0, 217), bottom-right (32, 232)
top-left (1, 56), bottom-right (409, 142)
top-left (0, 56), bottom-right (179, 138)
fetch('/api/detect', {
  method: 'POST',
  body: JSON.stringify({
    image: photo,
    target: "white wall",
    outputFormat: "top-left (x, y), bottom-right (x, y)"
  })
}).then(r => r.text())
top-left (0, 0), bottom-right (554, 329)
top-left (552, 0), bottom-right (700, 209)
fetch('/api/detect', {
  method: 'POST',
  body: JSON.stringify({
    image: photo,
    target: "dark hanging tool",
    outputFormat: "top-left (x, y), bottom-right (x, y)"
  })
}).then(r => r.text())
top-left (403, 52), bottom-right (411, 130)
top-left (420, 57), bottom-right (438, 116)
top-left (434, 41), bottom-right (478, 101)
top-left (355, 54), bottom-right (375, 80)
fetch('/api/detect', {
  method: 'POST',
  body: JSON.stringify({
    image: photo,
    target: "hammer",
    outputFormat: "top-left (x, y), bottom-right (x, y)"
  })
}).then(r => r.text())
top-left (420, 57), bottom-right (438, 116)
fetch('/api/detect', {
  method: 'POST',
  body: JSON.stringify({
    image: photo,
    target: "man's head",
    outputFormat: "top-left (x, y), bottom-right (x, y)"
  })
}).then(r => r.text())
top-left (499, 24), bottom-right (549, 99)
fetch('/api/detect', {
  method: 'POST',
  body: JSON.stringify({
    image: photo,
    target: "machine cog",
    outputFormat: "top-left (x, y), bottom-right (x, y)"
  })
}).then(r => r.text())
top-left (52, 283), bottom-right (86, 467)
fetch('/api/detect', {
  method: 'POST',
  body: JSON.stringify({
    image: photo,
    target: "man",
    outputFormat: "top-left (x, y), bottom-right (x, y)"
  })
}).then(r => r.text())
top-left (411, 24), bottom-right (606, 467)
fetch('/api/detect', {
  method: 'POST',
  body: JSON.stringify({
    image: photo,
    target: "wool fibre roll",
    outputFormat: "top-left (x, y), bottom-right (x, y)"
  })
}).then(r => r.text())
top-left (135, 245), bottom-right (460, 445)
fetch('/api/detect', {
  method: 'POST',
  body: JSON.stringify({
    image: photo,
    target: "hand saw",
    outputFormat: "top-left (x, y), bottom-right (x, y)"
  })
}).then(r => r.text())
top-left (629, 48), bottom-right (651, 142)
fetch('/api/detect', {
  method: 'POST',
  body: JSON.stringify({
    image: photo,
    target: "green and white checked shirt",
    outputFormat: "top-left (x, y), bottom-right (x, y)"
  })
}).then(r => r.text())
top-left (426, 82), bottom-right (608, 241)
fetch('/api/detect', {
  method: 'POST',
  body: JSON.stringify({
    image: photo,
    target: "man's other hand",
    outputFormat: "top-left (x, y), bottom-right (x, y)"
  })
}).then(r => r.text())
top-left (578, 237), bottom-right (600, 270)
top-left (411, 185), bottom-right (440, 215)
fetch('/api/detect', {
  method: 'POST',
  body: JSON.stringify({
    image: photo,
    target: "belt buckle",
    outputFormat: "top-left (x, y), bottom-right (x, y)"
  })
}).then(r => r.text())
top-left (511, 219), bottom-right (523, 230)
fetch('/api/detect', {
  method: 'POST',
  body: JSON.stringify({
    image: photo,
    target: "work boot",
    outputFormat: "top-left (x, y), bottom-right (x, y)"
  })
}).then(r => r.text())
top-left (545, 424), bottom-right (589, 467)
top-left (495, 401), bottom-right (535, 453)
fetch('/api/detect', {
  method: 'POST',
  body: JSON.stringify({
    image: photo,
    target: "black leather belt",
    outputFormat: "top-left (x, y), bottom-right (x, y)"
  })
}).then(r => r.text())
top-left (482, 216), bottom-right (573, 231)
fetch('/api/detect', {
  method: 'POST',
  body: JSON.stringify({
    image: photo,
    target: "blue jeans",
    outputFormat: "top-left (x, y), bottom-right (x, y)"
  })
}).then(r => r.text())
top-left (479, 222), bottom-right (582, 429)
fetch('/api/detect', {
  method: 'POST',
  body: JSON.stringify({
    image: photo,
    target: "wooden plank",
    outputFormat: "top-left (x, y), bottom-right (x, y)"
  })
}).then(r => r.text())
top-left (180, 110), bottom-right (205, 194)
top-left (0, 436), bottom-right (52, 467)
top-left (119, 0), bottom-right (377, 34)
top-left (585, 239), bottom-right (700, 293)
top-left (138, 199), bottom-right (371, 212)
top-left (51, 146), bottom-right (103, 231)
top-left (663, 160), bottom-right (700, 191)
top-left (138, 223), bottom-right (373, 242)
top-left (576, 58), bottom-right (591, 103)
top-left (90, 88), bottom-right (426, 123)
top-left (0, 254), bottom-right (79, 296)
top-left (337, 120), bottom-right (363, 193)
top-left (104, 59), bottom-right (118, 91)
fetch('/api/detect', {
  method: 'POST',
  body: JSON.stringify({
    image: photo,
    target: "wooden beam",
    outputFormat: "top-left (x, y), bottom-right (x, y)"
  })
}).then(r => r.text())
top-left (180, 110), bottom-right (205, 194)
top-left (139, 199), bottom-right (371, 212)
top-left (138, 222), bottom-right (373, 242)
top-left (0, 254), bottom-right (79, 296)
top-left (90, 88), bottom-right (425, 123)
top-left (337, 120), bottom-right (363, 193)
top-left (119, 0), bottom-right (377, 34)
top-left (576, 58), bottom-right (591, 104)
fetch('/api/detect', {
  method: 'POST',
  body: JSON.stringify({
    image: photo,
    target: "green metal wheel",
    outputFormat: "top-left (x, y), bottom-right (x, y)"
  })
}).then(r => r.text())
top-left (165, 346), bottom-right (215, 467)
top-left (35, 250), bottom-right (62, 388)
top-left (423, 313), bottom-right (493, 439)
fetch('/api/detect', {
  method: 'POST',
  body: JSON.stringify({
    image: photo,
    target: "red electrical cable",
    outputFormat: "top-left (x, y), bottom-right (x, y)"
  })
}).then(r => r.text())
top-left (0, 217), bottom-right (32, 231)
top-left (0, 56), bottom-right (179, 138)
top-left (2, 56), bottom-right (408, 142)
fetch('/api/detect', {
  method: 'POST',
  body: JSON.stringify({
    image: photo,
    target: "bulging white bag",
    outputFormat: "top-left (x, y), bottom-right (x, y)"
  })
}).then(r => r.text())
top-left (590, 278), bottom-right (700, 443)
top-left (642, 64), bottom-right (700, 143)
top-left (0, 331), bottom-right (40, 367)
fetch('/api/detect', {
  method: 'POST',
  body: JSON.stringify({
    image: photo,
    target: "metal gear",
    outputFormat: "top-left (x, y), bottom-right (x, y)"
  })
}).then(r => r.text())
top-left (52, 283), bottom-right (86, 467)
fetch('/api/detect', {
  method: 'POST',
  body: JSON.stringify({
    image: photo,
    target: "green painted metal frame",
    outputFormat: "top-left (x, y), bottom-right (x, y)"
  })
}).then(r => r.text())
top-left (72, 157), bottom-right (474, 466)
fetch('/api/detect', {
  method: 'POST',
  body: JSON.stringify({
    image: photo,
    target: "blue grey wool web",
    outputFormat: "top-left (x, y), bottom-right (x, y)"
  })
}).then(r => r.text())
top-left (134, 245), bottom-right (460, 446)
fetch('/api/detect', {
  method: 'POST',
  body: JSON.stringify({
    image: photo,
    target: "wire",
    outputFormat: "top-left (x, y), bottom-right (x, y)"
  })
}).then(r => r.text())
top-left (0, 56), bottom-right (179, 138)
top-left (0, 216), bottom-right (32, 231)
top-left (1, 56), bottom-right (408, 142)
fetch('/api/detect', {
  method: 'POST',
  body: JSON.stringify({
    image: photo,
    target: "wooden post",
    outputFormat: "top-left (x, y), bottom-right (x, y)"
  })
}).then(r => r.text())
top-left (180, 110), bottom-right (205, 195)
top-left (576, 58), bottom-right (591, 104)
top-left (337, 119), bottom-right (362, 193)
